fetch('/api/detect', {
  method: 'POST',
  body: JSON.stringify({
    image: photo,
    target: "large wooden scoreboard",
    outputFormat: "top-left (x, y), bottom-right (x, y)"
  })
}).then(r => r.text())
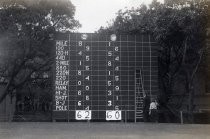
top-left (53, 33), bottom-right (158, 122)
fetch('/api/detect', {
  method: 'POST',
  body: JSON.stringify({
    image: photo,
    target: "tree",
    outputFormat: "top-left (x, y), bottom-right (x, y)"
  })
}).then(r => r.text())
top-left (0, 0), bottom-right (80, 104)
top-left (98, 0), bottom-right (209, 122)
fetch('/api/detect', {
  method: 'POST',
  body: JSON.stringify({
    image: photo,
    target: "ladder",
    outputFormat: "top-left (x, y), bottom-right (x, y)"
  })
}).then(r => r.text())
top-left (135, 69), bottom-right (146, 122)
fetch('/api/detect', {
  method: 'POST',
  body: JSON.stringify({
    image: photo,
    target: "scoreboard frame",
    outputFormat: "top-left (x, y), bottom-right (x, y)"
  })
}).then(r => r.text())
top-left (53, 33), bottom-right (159, 122)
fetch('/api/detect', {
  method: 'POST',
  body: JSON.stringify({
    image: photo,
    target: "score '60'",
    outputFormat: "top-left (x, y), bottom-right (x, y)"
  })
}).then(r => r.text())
top-left (106, 110), bottom-right (121, 120)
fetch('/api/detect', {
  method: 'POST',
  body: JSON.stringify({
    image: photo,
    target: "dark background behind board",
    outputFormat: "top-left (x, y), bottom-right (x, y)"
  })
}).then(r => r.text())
top-left (53, 33), bottom-right (158, 121)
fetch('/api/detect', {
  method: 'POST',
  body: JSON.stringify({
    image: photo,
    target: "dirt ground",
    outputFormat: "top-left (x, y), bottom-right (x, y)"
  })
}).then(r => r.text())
top-left (0, 122), bottom-right (210, 139)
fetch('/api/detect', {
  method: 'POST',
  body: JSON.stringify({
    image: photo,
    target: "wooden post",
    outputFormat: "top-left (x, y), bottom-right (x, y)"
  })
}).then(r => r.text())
top-left (180, 111), bottom-right (183, 124)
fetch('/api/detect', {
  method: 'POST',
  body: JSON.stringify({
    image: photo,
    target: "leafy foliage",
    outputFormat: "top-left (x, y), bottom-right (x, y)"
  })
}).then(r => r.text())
top-left (0, 0), bottom-right (80, 103)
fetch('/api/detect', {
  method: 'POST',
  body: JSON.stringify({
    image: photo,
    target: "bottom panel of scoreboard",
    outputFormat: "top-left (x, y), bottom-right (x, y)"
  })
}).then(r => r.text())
top-left (53, 110), bottom-right (137, 122)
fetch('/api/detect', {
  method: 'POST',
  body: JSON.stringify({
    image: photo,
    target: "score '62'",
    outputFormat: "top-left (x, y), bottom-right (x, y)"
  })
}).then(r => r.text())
top-left (76, 110), bottom-right (91, 120)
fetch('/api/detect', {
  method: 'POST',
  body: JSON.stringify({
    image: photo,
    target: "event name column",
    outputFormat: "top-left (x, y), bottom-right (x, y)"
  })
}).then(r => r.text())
top-left (55, 40), bottom-right (69, 111)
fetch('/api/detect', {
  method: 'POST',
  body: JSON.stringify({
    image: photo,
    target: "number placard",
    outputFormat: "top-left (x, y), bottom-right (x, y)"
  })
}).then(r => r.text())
top-left (106, 110), bottom-right (121, 120)
top-left (75, 110), bottom-right (91, 120)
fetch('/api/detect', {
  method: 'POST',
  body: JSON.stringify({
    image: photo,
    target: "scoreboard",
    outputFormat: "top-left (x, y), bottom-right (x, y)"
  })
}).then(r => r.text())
top-left (53, 33), bottom-right (158, 122)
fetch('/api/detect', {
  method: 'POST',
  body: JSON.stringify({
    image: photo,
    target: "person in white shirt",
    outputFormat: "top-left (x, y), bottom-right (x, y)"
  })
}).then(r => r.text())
top-left (149, 99), bottom-right (158, 122)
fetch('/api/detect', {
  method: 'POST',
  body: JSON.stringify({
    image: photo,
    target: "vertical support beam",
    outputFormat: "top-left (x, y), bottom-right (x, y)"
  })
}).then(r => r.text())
top-left (68, 33), bottom-right (70, 123)
top-left (149, 35), bottom-right (152, 98)
top-left (135, 70), bottom-right (137, 123)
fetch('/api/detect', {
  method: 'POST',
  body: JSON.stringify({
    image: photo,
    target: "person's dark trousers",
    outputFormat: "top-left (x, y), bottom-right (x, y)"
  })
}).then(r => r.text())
top-left (150, 109), bottom-right (158, 122)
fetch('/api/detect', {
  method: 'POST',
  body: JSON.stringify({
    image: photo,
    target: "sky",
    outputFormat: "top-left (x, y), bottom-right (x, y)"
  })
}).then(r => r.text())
top-left (71, 0), bottom-right (164, 33)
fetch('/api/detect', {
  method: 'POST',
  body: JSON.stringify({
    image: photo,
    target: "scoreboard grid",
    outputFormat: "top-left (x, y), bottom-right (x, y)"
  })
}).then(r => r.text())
top-left (54, 33), bottom-right (158, 122)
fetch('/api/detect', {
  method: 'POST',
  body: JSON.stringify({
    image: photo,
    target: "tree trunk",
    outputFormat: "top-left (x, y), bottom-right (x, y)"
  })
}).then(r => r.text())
top-left (0, 79), bottom-right (12, 104)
